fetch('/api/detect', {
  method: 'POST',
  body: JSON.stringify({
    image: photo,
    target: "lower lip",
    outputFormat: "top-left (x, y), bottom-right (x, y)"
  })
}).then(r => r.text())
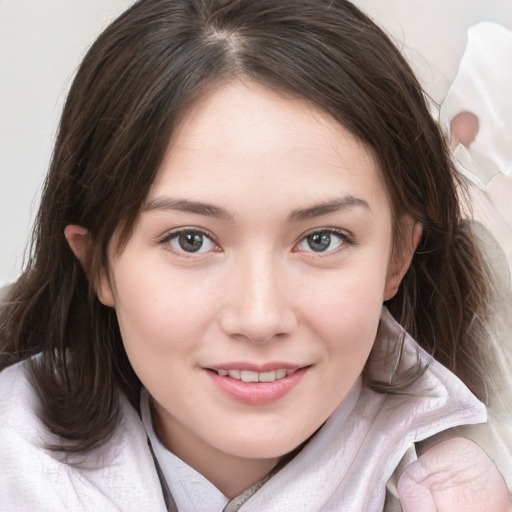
top-left (206, 368), bottom-right (308, 405)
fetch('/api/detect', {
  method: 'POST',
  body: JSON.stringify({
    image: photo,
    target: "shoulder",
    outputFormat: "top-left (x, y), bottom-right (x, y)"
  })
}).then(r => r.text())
top-left (0, 358), bottom-right (41, 438)
top-left (397, 437), bottom-right (510, 512)
top-left (0, 360), bottom-right (75, 509)
top-left (0, 359), bottom-right (166, 511)
top-left (0, 360), bottom-right (100, 507)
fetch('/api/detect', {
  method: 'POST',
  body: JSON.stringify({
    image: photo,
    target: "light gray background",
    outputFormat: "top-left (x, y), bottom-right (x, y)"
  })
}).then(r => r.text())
top-left (0, 0), bottom-right (134, 285)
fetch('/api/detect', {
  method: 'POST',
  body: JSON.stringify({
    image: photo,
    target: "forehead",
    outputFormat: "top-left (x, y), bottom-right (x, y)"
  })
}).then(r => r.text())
top-left (148, 80), bottom-right (388, 215)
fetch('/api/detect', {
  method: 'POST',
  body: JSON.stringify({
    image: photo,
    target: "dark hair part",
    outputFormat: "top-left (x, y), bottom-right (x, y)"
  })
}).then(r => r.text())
top-left (0, 0), bottom-right (496, 453)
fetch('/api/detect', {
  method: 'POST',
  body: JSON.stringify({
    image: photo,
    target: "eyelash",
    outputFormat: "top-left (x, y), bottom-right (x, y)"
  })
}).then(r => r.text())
top-left (293, 228), bottom-right (355, 255)
top-left (158, 227), bottom-right (220, 255)
top-left (158, 227), bottom-right (354, 256)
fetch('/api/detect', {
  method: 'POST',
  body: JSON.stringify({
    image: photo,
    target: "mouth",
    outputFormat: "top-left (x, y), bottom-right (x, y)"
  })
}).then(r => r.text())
top-left (205, 364), bottom-right (309, 405)
top-left (212, 368), bottom-right (298, 383)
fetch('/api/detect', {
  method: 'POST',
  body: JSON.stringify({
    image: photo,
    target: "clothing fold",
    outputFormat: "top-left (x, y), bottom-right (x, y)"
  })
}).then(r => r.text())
top-left (0, 308), bottom-right (492, 511)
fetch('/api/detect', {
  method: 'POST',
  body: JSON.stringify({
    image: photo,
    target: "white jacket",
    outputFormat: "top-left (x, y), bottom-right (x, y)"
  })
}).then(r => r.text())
top-left (0, 309), bottom-right (504, 511)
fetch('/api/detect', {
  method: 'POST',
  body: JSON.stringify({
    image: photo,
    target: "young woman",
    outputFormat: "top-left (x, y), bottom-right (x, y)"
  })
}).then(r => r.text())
top-left (1, 1), bottom-right (510, 510)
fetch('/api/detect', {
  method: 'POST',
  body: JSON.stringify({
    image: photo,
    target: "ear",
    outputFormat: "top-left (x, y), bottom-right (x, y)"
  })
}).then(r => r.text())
top-left (64, 225), bottom-right (116, 307)
top-left (64, 224), bottom-right (89, 263)
top-left (383, 219), bottom-right (422, 301)
top-left (95, 268), bottom-right (116, 308)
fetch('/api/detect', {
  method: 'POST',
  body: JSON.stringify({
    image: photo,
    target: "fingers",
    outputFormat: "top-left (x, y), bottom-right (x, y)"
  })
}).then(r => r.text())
top-left (398, 437), bottom-right (510, 512)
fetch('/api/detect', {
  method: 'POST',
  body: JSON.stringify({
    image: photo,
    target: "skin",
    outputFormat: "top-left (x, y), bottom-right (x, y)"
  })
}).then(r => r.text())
top-left (66, 80), bottom-right (420, 498)
top-left (449, 111), bottom-right (479, 151)
top-left (398, 438), bottom-right (510, 511)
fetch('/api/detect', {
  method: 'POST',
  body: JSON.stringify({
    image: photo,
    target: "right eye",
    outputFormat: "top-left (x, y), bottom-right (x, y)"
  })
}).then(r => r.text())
top-left (162, 229), bottom-right (218, 254)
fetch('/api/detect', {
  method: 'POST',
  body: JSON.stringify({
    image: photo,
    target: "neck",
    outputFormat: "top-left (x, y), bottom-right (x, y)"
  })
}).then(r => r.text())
top-left (172, 444), bottom-right (278, 499)
top-left (151, 401), bottom-right (283, 498)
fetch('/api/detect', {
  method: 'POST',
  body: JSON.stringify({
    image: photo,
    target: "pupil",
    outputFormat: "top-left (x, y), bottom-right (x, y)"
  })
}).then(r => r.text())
top-left (179, 232), bottom-right (203, 252)
top-left (308, 232), bottom-right (331, 252)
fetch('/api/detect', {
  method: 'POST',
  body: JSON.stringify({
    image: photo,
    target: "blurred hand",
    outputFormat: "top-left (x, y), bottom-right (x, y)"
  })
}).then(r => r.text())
top-left (398, 437), bottom-right (510, 512)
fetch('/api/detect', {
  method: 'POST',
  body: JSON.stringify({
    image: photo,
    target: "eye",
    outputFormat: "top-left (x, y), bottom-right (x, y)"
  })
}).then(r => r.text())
top-left (163, 229), bottom-right (218, 254)
top-left (296, 229), bottom-right (349, 253)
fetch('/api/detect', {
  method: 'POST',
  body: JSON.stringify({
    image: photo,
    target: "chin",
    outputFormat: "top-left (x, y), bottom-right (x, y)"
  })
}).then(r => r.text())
top-left (217, 430), bottom-right (312, 461)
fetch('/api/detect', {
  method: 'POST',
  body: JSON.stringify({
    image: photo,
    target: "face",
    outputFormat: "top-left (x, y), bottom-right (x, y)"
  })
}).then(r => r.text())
top-left (97, 80), bottom-right (405, 466)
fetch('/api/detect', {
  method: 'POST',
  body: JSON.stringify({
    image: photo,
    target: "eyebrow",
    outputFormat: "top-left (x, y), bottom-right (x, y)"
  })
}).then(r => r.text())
top-left (143, 197), bottom-right (235, 220)
top-left (143, 195), bottom-right (370, 222)
top-left (288, 196), bottom-right (370, 222)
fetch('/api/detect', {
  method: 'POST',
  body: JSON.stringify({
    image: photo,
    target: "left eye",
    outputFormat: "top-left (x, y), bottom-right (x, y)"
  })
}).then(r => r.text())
top-left (296, 230), bottom-right (346, 253)
top-left (167, 230), bottom-right (217, 253)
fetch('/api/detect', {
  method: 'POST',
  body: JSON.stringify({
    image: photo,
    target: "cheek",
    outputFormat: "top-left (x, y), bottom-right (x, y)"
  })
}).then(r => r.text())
top-left (298, 262), bottom-right (388, 356)
top-left (111, 263), bottom-right (221, 360)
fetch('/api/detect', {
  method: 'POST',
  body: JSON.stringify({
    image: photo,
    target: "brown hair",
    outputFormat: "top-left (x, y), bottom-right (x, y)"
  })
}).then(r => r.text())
top-left (0, 0), bottom-right (498, 453)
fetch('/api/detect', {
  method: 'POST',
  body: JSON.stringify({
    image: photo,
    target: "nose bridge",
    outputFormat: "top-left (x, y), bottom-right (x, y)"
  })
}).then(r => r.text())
top-left (220, 247), bottom-right (296, 342)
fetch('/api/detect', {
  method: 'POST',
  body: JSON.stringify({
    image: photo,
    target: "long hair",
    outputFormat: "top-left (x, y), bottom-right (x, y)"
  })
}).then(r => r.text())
top-left (0, 0), bottom-right (499, 453)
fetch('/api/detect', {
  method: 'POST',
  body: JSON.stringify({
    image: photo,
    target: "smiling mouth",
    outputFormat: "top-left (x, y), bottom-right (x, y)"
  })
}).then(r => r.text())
top-left (213, 368), bottom-right (297, 383)
top-left (207, 366), bottom-right (308, 404)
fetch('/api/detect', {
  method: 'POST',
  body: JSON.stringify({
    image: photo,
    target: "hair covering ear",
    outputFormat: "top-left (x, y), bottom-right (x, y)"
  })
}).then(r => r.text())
top-left (96, 270), bottom-right (116, 308)
top-left (64, 225), bottom-right (89, 263)
top-left (384, 220), bottom-right (422, 301)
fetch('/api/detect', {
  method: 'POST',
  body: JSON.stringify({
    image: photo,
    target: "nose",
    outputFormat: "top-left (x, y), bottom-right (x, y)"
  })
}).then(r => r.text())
top-left (218, 252), bottom-right (297, 343)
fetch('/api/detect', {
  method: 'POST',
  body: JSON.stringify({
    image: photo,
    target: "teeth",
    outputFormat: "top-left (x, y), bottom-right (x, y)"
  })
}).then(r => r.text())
top-left (259, 370), bottom-right (277, 382)
top-left (241, 370), bottom-right (259, 383)
top-left (216, 368), bottom-right (297, 382)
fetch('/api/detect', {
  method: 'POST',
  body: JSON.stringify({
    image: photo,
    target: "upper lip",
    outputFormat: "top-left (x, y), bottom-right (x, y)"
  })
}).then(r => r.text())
top-left (206, 362), bottom-right (308, 372)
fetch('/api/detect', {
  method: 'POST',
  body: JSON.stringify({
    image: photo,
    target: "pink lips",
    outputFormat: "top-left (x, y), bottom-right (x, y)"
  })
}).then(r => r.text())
top-left (206, 364), bottom-right (308, 405)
